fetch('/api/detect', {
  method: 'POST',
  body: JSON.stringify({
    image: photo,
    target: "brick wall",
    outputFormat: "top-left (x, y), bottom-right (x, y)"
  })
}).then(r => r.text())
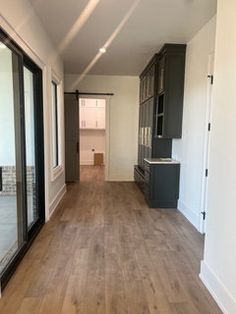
top-left (0, 166), bottom-right (35, 196)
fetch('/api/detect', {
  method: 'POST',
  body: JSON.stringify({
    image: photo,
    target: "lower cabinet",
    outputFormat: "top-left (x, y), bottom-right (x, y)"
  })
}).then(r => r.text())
top-left (134, 160), bottom-right (180, 208)
top-left (134, 165), bottom-right (145, 191)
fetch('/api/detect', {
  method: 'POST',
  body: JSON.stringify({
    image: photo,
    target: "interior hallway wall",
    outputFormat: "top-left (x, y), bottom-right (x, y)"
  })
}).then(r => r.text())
top-left (200, 1), bottom-right (236, 312)
top-left (172, 16), bottom-right (216, 230)
top-left (65, 74), bottom-right (139, 181)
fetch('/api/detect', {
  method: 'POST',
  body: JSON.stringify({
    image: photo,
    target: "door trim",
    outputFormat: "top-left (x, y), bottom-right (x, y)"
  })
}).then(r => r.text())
top-left (200, 52), bottom-right (215, 234)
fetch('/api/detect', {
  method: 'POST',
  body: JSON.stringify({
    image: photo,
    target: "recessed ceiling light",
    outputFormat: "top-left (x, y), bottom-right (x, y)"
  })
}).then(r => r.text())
top-left (99, 47), bottom-right (106, 54)
top-left (0, 42), bottom-right (6, 49)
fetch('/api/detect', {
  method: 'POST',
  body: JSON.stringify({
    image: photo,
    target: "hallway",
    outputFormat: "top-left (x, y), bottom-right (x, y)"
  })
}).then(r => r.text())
top-left (0, 167), bottom-right (221, 313)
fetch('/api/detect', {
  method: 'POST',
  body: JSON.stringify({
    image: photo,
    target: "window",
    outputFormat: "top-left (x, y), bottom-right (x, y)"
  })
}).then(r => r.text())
top-left (51, 74), bottom-right (63, 181)
top-left (51, 81), bottom-right (59, 168)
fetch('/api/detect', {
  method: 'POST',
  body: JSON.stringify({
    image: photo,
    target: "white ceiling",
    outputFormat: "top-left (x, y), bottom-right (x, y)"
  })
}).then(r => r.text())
top-left (30, 0), bottom-right (217, 75)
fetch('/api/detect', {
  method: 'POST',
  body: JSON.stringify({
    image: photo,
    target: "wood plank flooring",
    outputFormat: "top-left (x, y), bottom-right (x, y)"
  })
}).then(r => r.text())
top-left (0, 166), bottom-right (221, 313)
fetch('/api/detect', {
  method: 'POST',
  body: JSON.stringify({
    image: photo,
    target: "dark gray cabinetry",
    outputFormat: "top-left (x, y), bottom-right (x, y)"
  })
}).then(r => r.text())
top-left (137, 44), bottom-right (186, 172)
top-left (134, 43), bottom-right (186, 209)
top-left (138, 99), bottom-right (154, 170)
top-left (140, 63), bottom-right (155, 103)
top-left (155, 45), bottom-right (186, 139)
top-left (134, 165), bottom-right (145, 191)
top-left (143, 160), bottom-right (180, 208)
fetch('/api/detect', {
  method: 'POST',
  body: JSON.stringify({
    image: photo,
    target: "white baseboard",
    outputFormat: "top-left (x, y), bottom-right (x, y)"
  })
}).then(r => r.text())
top-left (47, 184), bottom-right (67, 221)
top-left (200, 260), bottom-right (236, 314)
top-left (177, 200), bottom-right (199, 231)
top-left (108, 173), bottom-right (134, 182)
top-left (80, 160), bottom-right (94, 166)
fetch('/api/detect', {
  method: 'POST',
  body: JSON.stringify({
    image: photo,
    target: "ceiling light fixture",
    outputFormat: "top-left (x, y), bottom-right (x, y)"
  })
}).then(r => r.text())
top-left (99, 47), bottom-right (106, 54)
top-left (0, 43), bottom-right (6, 49)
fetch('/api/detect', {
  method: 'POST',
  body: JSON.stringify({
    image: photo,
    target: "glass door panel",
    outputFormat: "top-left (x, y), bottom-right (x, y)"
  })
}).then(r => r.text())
top-left (0, 43), bottom-right (24, 273)
top-left (23, 67), bottom-right (38, 229)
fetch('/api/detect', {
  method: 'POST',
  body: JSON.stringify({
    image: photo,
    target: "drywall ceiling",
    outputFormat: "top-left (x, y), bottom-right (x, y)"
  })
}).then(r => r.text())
top-left (30, 0), bottom-right (217, 75)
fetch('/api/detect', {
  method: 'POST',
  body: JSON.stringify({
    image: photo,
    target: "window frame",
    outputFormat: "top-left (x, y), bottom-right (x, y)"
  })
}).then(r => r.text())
top-left (50, 71), bottom-right (63, 181)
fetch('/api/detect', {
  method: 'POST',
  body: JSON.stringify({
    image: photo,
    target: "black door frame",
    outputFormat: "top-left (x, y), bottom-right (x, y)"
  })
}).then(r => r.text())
top-left (0, 28), bottom-right (45, 290)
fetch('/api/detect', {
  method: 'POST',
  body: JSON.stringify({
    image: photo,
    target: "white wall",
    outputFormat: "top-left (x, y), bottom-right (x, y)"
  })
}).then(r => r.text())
top-left (65, 75), bottom-right (139, 181)
top-left (172, 16), bottom-right (216, 230)
top-left (200, 1), bottom-right (236, 312)
top-left (80, 130), bottom-right (105, 165)
top-left (0, 0), bottom-right (66, 219)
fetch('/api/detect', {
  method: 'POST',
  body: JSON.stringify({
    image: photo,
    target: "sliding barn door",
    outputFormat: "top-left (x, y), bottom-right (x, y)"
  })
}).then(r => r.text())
top-left (64, 94), bottom-right (80, 182)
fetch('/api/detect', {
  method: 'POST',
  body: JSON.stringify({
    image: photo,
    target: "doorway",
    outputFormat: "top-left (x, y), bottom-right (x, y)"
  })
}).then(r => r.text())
top-left (79, 96), bottom-right (107, 182)
top-left (64, 93), bottom-right (111, 183)
top-left (0, 29), bottom-right (45, 289)
top-left (200, 52), bottom-right (214, 234)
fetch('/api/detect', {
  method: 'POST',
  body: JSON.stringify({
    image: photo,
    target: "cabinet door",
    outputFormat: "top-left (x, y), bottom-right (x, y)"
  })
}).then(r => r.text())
top-left (158, 55), bottom-right (165, 94)
top-left (140, 103), bottom-right (145, 168)
top-left (138, 105), bottom-right (142, 166)
top-left (163, 53), bottom-right (185, 138)
top-left (96, 107), bottom-right (105, 129)
top-left (147, 100), bottom-right (153, 156)
top-left (79, 106), bottom-right (86, 128)
top-left (80, 98), bottom-right (96, 108)
top-left (143, 76), bottom-right (147, 101)
top-left (150, 65), bottom-right (155, 97)
top-left (143, 101), bottom-right (149, 160)
top-left (140, 79), bottom-right (143, 103)
top-left (96, 99), bottom-right (106, 108)
top-left (85, 107), bottom-right (97, 129)
top-left (146, 71), bottom-right (150, 99)
top-left (80, 99), bottom-right (97, 128)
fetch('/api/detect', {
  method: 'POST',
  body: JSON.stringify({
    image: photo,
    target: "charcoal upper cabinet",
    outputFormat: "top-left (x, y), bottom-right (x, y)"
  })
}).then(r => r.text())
top-left (138, 99), bottom-right (153, 169)
top-left (136, 43), bottom-right (186, 172)
top-left (155, 45), bottom-right (186, 139)
top-left (158, 55), bottom-right (165, 94)
top-left (135, 43), bottom-right (186, 209)
top-left (140, 63), bottom-right (155, 104)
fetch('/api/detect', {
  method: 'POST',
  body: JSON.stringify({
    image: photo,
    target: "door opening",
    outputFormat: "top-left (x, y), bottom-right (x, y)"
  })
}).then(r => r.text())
top-left (79, 95), bottom-right (109, 182)
top-left (64, 92), bottom-right (111, 183)
top-left (200, 52), bottom-right (214, 234)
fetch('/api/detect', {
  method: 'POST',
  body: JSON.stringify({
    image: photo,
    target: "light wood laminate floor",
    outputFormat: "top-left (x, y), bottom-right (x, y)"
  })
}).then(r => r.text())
top-left (0, 166), bottom-right (221, 313)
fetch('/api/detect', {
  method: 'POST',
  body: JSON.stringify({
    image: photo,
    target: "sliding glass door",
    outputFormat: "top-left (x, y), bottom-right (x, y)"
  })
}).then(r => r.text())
top-left (0, 29), bottom-right (45, 289)
top-left (0, 42), bottom-right (25, 274)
